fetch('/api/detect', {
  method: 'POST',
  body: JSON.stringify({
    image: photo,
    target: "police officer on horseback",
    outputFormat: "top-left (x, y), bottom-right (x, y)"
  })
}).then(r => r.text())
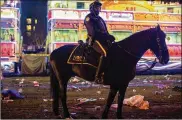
top-left (84, 0), bottom-right (115, 83)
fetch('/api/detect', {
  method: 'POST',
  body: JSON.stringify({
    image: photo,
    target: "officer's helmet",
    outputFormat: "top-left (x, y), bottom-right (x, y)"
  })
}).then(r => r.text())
top-left (89, 0), bottom-right (102, 16)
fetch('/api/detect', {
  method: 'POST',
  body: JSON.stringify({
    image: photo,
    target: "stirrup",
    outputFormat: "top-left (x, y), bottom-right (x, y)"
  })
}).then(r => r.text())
top-left (94, 76), bottom-right (103, 84)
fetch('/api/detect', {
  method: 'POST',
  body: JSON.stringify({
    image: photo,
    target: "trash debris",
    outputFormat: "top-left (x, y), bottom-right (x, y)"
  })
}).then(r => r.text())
top-left (168, 95), bottom-right (172, 98)
top-left (138, 101), bottom-right (149, 110)
top-left (76, 98), bottom-right (97, 106)
top-left (21, 78), bottom-right (25, 81)
top-left (96, 91), bottom-right (101, 94)
top-left (71, 77), bottom-right (80, 83)
top-left (2, 99), bottom-right (14, 103)
top-left (157, 84), bottom-right (169, 90)
top-left (43, 99), bottom-right (48, 102)
top-left (71, 113), bottom-right (76, 115)
top-left (120, 95), bottom-right (149, 110)
top-left (111, 104), bottom-right (118, 109)
top-left (18, 88), bottom-right (23, 93)
top-left (143, 80), bottom-right (148, 83)
top-left (149, 80), bottom-right (153, 83)
top-left (94, 106), bottom-right (101, 111)
top-left (154, 90), bottom-right (164, 95)
top-left (103, 85), bottom-right (109, 88)
top-left (19, 81), bottom-right (24, 87)
top-left (133, 89), bottom-right (136, 93)
top-left (71, 106), bottom-right (82, 110)
top-left (99, 98), bottom-right (105, 101)
top-left (71, 85), bottom-right (82, 91)
top-left (33, 81), bottom-right (39, 87)
top-left (43, 109), bottom-right (48, 112)
top-left (81, 82), bottom-right (86, 85)
top-left (43, 99), bottom-right (53, 102)
top-left (164, 74), bottom-right (171, 80)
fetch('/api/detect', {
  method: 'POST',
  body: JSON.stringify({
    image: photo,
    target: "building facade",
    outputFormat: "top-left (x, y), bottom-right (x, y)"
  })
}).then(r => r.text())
top-left (0, 0), bottom-right (22, 73)
top-left (46, 1), bottom-right (181, 60)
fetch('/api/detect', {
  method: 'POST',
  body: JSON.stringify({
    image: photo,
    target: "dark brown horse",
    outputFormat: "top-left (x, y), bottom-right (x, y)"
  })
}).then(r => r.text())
top-left (50, 25), bottom-right (169, 119)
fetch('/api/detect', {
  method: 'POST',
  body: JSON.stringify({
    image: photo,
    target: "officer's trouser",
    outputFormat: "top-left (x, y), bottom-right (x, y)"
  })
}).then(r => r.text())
top-left (92, 40), bottom-right (107, 57)
top-left (92, 40), bottom-right (107, 83)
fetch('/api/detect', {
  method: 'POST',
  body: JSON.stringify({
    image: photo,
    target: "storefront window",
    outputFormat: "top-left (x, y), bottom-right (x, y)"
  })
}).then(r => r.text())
top-left (0, 29), bottom-right (15, 41)
top-left (110, 31), bottom-right (132, 42)
top-left (26, 18), bottom-right (31, 24)
top-left (167, 7), bottom-right (174, 13)
top-left (166, 33), bottom-right (179, 44)
top-left (176, 33), bottom-right (181, 43)
top-left (54, 30), bottom-right (78, 42)
top-left (80, 30), bottom-right (87, 42)
top-left (77, 2), bottom-right (84, 9)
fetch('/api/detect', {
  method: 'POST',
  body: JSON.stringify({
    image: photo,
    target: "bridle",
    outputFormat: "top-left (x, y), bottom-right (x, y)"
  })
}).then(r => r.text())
top-left (155, 31), bottom-right (168, 64)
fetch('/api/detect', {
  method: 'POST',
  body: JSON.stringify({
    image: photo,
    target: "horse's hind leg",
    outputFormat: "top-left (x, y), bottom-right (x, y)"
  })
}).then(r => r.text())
top-left (50, 61), bottom-right (70, 118)
top-left (50, 67), bottom-right (60, 116)
top-left (102, 87), bottom-right (118, 119)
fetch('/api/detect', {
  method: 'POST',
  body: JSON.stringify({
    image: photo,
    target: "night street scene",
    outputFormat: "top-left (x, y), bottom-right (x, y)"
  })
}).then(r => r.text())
top-left (0, 0), bottom-right (181, 119)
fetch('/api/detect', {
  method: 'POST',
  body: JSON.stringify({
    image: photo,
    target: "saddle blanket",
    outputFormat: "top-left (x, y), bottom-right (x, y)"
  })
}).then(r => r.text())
top-left (67, 44), bottom-right (100, 68)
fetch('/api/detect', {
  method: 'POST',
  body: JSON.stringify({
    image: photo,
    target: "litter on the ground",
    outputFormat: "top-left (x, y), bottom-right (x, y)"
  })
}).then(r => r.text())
top-left (155, 90), bottom-right (164, 95)
top-left (76, 98), bottom-right (97, 106)
top-left (18, 88), bottom-right (23, 93)
top-left (94, 106), bottom-right (101, 111)
top-left (96, 91), bottom-right (101, 94)
top-left (168, 95), bottom-right (172, 98)
top-left (33, 81), bottom-right (39, 87)
top-left (133, 89), bottom-right (136, 93)
top-left (112, 95), bottom-right (149, 110)
top-left (99, 98), bottom-right (105, 100)
top-left (71, 77), bottom-right (80, 83)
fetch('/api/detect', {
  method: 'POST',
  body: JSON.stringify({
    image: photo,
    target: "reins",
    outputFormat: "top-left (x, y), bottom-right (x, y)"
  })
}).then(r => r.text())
top-left (117, 43), bottom-right (158, 72)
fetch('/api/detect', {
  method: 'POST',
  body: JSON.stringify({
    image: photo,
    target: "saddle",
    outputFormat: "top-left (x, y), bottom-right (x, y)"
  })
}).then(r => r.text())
top-left (67, 41), bottom-right (101, 68)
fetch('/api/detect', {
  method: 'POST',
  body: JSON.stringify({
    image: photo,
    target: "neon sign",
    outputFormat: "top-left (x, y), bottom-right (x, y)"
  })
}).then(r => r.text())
top-left (1, 9), bottom-right (16, 18)
top-left (108, 12), bottom-right (133, 21)
top-left (52, 10), bottom-right (79, 19)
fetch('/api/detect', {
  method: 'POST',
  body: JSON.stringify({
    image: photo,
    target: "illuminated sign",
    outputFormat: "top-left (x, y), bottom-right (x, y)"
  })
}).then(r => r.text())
top-left (52, 10), bottom-right (79, 19)
top-left (80, 11), bottom-right (107, 20)
top-left (108, 12), bottom-right (133, 21)
top-left (1, 8), bottom-right (17, 18)
top-left (50, 9), bottom-right (133, 21)
top-left (80, 11), bottom-right (90, 19)
top-left (0, 42), bottom-right (15, 57)
top-left (100, 12), bottom-right (107, 20)
top-left (0, 18), bottom-right (15, 28)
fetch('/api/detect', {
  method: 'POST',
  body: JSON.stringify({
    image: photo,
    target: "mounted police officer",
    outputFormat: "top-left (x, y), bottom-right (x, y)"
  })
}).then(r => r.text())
top-left (84, 0), bottom-right (115, 83)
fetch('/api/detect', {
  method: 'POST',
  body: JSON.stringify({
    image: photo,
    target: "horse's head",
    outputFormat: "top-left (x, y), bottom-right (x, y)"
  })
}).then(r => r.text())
top-left (149, 25), bottom-right (169, 65)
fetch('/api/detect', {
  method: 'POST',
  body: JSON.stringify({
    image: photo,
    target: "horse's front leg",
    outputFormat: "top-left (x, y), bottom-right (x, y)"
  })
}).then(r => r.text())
top-left (117, 86), bottom-right (128, 119)
top-left (102, 87), bottom-right (118, 119)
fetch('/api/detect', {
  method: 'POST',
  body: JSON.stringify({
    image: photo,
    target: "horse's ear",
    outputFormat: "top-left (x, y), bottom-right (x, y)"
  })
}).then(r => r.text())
top-left (156, 24), bottom-right (161, 31)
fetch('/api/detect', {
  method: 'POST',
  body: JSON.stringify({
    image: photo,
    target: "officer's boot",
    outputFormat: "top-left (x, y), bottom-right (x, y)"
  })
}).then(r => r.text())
top-left (95, 56), bottom-right (104, 84)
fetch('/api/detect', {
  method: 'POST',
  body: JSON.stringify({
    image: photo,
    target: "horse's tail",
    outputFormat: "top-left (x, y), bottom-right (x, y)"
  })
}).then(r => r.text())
top-left (50, 63), bottom-right (60, 116)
